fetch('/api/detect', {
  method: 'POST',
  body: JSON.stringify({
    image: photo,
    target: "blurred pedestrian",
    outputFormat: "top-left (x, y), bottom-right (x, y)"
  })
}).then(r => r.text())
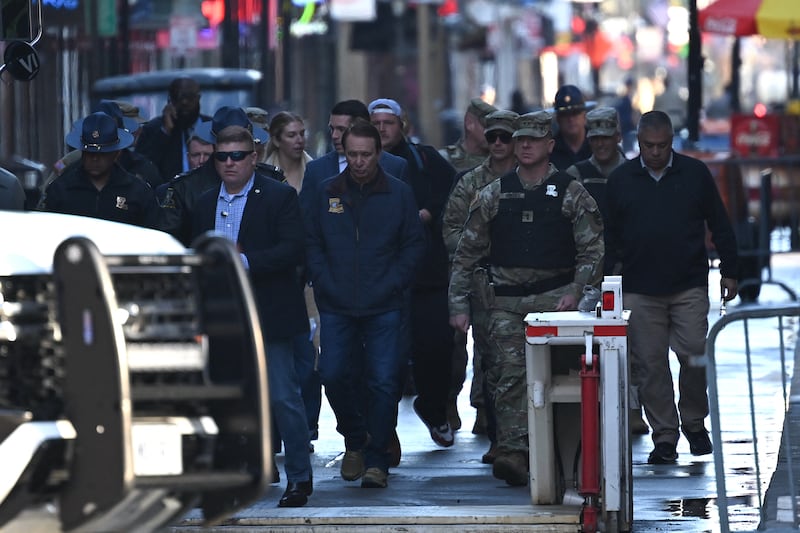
top-left (370, 98), bottom-right (457, 450)
top-left (613, 77), bottom-right (638, 153)
top-left (245, 106), bottom-right (271, 163)
top-left (442, 109), bottom-right (519, 463)
top-left (448, 110), bottom-right (604, 486)
top-left (39, 112), bottom-right (159, 229)
top-left (606, 110), bottom-right (739, 464)
top-left (439, 97), bottom-right (497, 173)
top-left (306, 119), bottom-right (425, 489)
top-left (550, 85), bottom-right (593, 170)
top-left (652, 75), bottom-right (687, 134)
top-left (136, 76), bottom-right (210, 182)
top-left (191, 125), bottom-right (313, 507)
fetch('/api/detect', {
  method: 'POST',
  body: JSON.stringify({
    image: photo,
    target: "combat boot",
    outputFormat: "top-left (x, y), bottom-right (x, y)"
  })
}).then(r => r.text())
top-left (492, 451), bottom-right (528, 486)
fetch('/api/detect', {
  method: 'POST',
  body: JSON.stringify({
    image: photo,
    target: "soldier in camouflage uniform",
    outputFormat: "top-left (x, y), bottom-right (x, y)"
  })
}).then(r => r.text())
top-left (439, 98), bottom-right (497, 173)
top-left (442, 109), bottom-right (518, 461)
top-left (448, 110), bottom-right (604, 486)
top-left (440, 97), bottom-right (497, 430)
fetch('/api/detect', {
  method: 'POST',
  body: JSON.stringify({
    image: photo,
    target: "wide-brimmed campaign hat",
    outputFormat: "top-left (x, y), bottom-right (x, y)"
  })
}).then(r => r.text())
top-left (194, 106), bottom-right (269, 145)
top-left (97, 99), bottom-right (140, 134)
top-left (66, 111), bottom-right (135, 153)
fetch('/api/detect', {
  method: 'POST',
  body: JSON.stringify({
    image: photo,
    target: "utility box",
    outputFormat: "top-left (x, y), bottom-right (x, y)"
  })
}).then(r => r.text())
top-left (524, 276), bottom-right (632, 532)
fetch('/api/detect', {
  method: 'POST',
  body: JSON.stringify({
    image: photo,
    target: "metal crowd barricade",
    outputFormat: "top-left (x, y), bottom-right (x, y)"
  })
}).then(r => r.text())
top-left (706, 302), bottom-right (800, 532)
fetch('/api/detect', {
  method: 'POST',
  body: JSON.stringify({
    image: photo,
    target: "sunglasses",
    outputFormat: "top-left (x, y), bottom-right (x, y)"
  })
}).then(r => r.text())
top-left (485, 131), bottom-right (513, 144)
top-left (214, 150), bottom-right (252, 162)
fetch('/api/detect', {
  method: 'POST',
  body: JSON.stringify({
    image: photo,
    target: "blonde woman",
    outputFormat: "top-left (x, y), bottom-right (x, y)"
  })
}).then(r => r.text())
top-left (265, 111), bottom-right (313, 192)
top-left (266, 111), bottom-right (321, 449)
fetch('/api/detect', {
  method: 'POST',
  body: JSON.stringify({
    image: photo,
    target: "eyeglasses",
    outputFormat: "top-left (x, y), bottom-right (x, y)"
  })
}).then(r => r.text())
top-left (214, 150), bottom-right (252, 162)
top-left (485, 131), bottom-right (513, 144)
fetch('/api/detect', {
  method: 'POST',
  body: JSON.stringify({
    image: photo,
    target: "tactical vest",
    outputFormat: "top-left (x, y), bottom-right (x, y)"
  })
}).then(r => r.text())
top-left (489, 172), bottom-right (576, 268)
top-left (574, 160), bottom-right (608, 223)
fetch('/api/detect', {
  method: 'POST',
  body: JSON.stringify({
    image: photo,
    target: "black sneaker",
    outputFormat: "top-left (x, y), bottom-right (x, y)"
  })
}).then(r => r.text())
top-left (647, 442), bottom-right (678, 464)
top-left (683, 428), bottom-right (713, 455)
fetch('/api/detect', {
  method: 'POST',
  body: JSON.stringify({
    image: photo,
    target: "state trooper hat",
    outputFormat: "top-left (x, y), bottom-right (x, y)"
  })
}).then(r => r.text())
top-left (194, 106), bottom-right (269, 145)
top-left (66, 111), bottom-right (134, 153)
top-left (467, 98), bottom-right (498, 127)
top-left (484, 110), bottom-right (519, 134)
top-left (554, 85), bottom-right (588, 114)
top-left (586, 106), bottom-right (621, 138)
top-left (513, 110), bottom-right (553, 139)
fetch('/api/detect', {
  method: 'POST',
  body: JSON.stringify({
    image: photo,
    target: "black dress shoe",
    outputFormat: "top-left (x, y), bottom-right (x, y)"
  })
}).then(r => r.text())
top-left (278, 479), bottom-right (313, 508)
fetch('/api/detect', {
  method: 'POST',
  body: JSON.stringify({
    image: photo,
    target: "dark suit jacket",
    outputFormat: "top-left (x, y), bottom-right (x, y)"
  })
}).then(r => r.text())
top-left (192, 173), bottom-right (309, 341)
top-left (136, 115), bottom-right (210, 183)
top-left (299, 150), bottom-right (408, 217)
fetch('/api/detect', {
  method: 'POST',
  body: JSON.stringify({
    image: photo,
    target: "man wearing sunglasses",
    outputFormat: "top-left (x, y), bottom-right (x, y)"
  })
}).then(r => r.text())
top-left (442, 109), bottom-right (518, 461)
top-left (448, 110), bottom-right (604, 487)
top-left (156, 106), bottom-right (280, 246)
top-left (191, 125), bottom-right (314, 508)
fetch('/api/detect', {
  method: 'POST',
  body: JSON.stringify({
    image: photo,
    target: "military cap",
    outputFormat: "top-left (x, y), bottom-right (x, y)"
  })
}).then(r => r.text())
top-left (245, 106), bottom-right (270, 130)
top-left (467, 97), bottom-right (498, 126)
top-left (554, 84), bottom-right (587, 113)
top-left (113, 100), bottom-right (147, 123)
top-left (586, 106), bottom-right (620, 138)
top-left (484, 110), bottom-right (519, 134)
top-left (513, 110), bottom-right (552, 139)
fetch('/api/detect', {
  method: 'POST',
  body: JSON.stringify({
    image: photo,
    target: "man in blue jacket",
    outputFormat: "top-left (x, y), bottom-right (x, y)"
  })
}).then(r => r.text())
top-left (299, 99), bottom-right (407, 217)
top-left (306, 120), bottom-right (424, 489)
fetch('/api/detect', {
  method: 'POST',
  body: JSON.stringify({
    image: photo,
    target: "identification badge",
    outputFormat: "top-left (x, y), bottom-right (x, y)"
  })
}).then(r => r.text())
top-left (116, 196), bottom-right (128, 210)
top-left (329, 198), bottom-right (344, 214)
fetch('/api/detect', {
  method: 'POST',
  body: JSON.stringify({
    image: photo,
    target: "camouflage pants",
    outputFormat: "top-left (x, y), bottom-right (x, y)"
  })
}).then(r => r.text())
top-left (484, 289), bottom-right (569, 454)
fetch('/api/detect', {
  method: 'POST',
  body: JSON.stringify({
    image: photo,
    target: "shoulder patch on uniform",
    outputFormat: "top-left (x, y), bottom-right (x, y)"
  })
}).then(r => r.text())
top-left (328, 197), bottom-right (344, 213)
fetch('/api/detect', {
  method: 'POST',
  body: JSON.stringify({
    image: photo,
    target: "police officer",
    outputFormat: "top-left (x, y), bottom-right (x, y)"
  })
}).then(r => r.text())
top-left (448, 110), bottom-right (604, 486)
top-left (550, 85), bottom-right (593, 170)
top-left (39, 112), bottom-right (159, 229)
top-left (442, 109), bottom-right (518, 460)
top-left (156, 106), bottom-right (280, 246)
top-left (439, 98), bottom-right (498, 173)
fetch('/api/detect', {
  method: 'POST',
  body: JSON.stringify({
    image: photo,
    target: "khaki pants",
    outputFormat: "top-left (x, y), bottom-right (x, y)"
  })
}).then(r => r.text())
top-left (625, 287), bottom-right (710, 446)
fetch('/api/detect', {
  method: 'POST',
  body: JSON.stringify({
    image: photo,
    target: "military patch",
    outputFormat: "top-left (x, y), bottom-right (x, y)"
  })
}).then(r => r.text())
top-left (329, 197), bottom-right (344, 214)
top-left (545, 184), bottom-right (558, 197)
top-left (115, 196), bottom-right (128, 210)
top-left (521, 210), bottom-right (534, 222)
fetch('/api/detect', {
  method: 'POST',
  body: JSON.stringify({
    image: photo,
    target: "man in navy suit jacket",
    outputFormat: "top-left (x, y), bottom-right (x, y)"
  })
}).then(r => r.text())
top-left (299, 99), bottom-right (407, 216)
top-left (191, 125), bottom-right (313, 508)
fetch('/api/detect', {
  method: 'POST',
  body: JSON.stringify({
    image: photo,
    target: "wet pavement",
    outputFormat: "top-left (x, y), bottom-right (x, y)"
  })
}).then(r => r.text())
top-left (10, 257), bottom-right (799, 532)
top-left (173, 254), bottom-right (800, 532)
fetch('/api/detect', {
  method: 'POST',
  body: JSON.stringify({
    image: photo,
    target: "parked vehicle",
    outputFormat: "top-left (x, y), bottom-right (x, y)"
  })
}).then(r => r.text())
top-left (0, 211), bottom-right (271, 532)
top-left (91, 68), bottom-right (264, 122)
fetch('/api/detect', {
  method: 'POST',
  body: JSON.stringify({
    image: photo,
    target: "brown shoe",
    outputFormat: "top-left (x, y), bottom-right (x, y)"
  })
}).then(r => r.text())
top-left (481, 442), bottom-right (498, 464)
top-left (387, 428), bottom-right (401, 467)
top-left (361, 467), bottom-right (388, 488)
top-left (492, 451), bottom-right (528, 486)
top-left (446, 399), bottom-right (462, 431)
top-left (630, 408), bottom-right (649, 435)
top-left (472, 407), bottom-right (487, 435)
top-left (340, 449), bottom-right (365, 481)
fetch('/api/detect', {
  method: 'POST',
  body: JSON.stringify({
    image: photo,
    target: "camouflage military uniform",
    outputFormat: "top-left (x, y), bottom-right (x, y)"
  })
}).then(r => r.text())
top-left (442, 156), bottom-right (501, 410)
top-left (439, 140), bottom-right (487, 173)
top-left (448, 163), bottom-right (604, 455)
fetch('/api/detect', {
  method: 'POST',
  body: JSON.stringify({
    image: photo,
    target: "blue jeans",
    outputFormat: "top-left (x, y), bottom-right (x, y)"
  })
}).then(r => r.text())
top-left (266, 338), bottom-right (312, 483)
top-left (293, 332), bottom-right (322, 440)
top-left (318, 310), bottom-right (404, 472)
